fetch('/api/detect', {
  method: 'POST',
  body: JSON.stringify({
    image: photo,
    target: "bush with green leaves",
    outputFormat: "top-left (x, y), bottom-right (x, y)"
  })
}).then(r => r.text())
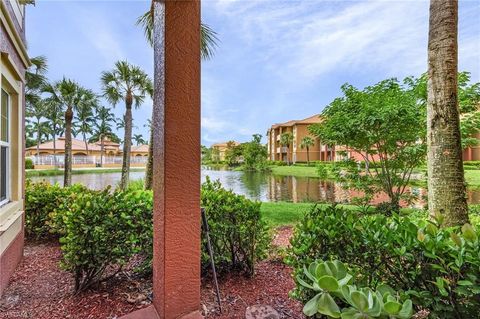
top-left (300, 260), bottom-right (413, 318)
top-left (58, 187), bottom-right (153, 292)
top-left (25, 158), bottom-right (34, 169)
top-left (286, 205), bottom-right (480, 318)
top-left (201, 177), bottom-right (270, 275)
top-left (25, 180), bottom-right (89, 239)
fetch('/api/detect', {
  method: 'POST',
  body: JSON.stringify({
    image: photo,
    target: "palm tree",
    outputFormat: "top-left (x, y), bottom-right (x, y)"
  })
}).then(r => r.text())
top-left (133, 134), bottom-right (146, 146)
top-left (300, 136), bottom-right (315, 165)
top-left (136, 8), bottom-right (218, 60)
top-left (25, 56), bottom-right (48, 108)
top-left (44, 99), bottom-right (64, 167)
top-left (280, 132), bottom-right (294, 165)
top-left (26, 98), bottom-right (48, 157)
top-left (90, 106), bottom-right (116, 167)
top-left (75, 95), bottom-right (98, 154)
top-left (44, 79), bottom-right (96, 186)
top-left (101, 61), bottom-right (153, 190)
top-left (427, 0), bottom-right (469, 226)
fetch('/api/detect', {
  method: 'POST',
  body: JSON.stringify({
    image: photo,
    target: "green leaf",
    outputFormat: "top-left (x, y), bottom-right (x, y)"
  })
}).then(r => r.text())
top-left (350, 291), bottom-right (369, 312)
top-left (303, 293), bottom-right (321, 316)
top-left (384, 301), bottom-right (402, 315)
top-left (462, 223), bottom-right (478, 242)
top-left (397, 300), bottom-right (413, 319)
top-left (317, 293), bottom-right (341, 318)
top-left (318, 275), bottom-right (340, 292)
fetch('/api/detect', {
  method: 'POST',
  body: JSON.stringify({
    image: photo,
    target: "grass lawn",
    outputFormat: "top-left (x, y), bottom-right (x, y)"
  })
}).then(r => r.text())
top-left (270, 164), bottom-right (480, 188)
top-left (270, 165), bottom-right (319, 178)
top-left (26, 167), bottom-right (146, 177)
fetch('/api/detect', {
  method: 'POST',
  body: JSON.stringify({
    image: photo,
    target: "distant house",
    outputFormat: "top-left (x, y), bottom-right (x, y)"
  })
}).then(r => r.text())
top-left (25, 137), bottom-right (149, 168)
top-left (211, 141), bottom-right (240, 162)
top-left (0, 0), bottom-right (30, 296)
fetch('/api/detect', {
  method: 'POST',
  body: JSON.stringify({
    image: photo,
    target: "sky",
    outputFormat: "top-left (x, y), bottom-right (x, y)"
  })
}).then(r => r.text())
top-left (27, 0), bottom-right (480, 146)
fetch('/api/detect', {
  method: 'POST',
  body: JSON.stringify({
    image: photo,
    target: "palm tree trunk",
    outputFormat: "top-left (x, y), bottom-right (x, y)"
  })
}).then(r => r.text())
top-left (145, 126), bottom-right (154, 190)
top-left (83, 132), bottom-right (89, 154)
top-left (53, 131), bottom-right (57, 168)
top-left (427, 0), bottom-right (469, 226)
top-left (64, 107), bottom-right (73, 187)
top-left (307, 147), bottom-right (310, 165)
top-left (120, 94), bottom-right (133, 190)
top-left (36, 118), bottom-right (41, 158)
top-left (100, 134), bottom-right (104, 167)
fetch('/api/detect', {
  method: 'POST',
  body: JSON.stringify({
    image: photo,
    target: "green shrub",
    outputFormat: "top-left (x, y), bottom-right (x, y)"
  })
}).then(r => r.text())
top-left (286, 205), bottom-right (480, 318)
top-left (201, 177), bottom-right (270, 275)
top-left (25, 180), bottom-right (89, 239)
top-left (267, 160), bottom-right (287, 166)
top-left (25, 158), bottom-right (34, 169)
top-left (59, 188), bottom-right (153, 292)
top-left (316, 162), bottom-right (329, 179)
top-left (299, 259), bottom-right (413, 318)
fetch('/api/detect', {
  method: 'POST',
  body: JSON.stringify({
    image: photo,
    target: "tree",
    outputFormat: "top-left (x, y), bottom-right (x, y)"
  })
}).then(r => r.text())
top-left (101, 61), bottom-right (153, 190)
top-left (44, 99), bottom-right (64, 167)
top-left (427, 0), bottom-right (469, 226)
top-left (133, 134), bottom-right (146, 146)
top-left (242, 134), bottom-right (268, 171)
top-left (136, 8), bottom-right (218, 60)
top-left (75, 94), bottom-right (98, 154)
top-left (280, 132), bottom-right (294, 165)
top-left (44, 79), bottom-right (96, 186)
top-left (224, 141), bottom-right (242, 166)
top-left (300, 136), bottom-right (315, 165)
top-left (25, 56), bottom-right (48, 108)
top-left (310, 78), bottom-right (426, 211)
top-left (26, 98), bottom-right (48, 156)
top-left (90, 106), bottom-right (116, 167)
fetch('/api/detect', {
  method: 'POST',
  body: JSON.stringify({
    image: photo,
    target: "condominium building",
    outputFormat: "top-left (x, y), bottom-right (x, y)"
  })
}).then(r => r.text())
top-left (211, 141), bottom-right (240, 162)
top-left (0, 0), bottom-right (30, 296)
top-left (267, 114), bottom-right (335, 163)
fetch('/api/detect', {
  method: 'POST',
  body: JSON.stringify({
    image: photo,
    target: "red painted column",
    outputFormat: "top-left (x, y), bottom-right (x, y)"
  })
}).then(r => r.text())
top-left (153, 0), bottom-right (202, 318)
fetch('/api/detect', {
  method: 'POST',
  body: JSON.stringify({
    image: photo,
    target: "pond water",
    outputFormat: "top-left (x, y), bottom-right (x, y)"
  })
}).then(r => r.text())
top-left (30, 167), bottom-right (480, 207)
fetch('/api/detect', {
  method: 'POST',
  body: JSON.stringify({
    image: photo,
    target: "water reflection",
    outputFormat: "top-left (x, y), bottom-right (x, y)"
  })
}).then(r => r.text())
top-left (29, 167), bottom-right (480, 206)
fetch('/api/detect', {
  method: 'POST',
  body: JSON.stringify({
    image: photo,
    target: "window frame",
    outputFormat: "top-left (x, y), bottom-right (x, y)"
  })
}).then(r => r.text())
top-left (0, 88), bottom-right (10, 207)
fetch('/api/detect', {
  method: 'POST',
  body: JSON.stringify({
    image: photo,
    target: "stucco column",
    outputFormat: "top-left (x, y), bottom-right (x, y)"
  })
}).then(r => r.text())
top-left (153, 0), bottom-right (202, 317)
top-left (121, 1), bottom-right (201, 318)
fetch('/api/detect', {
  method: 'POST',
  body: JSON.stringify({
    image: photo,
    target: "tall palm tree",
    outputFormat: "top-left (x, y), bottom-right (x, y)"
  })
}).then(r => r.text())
top-left (44, 99), bottom-right (64, 167)
top-left (101, 61), bottom-right (153, 190)
top-left (25, 56), bottom-right (48, 108)
top-left (75, 95), bottom-right (98, 154)
top-left (280, 132), bottom-right (294, 165)
top-left (90, 106), bottom-right (116, 167)
top-left (44, 79), bottom-right (96, 186)
top-left (133, 134), bottom-right (146, 146)
top-left (427, 0), bottom-right (469, 226)
top-left (26, 98), bottom-right (48, 156)
top-left (136, 7), bottom-right (218, 60)
top-left (300, 136), bottom-right (315, 165)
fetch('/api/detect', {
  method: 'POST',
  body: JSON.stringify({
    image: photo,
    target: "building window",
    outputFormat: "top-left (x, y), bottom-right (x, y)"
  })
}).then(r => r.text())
top-left (0, 89), bottom-right (9, 205)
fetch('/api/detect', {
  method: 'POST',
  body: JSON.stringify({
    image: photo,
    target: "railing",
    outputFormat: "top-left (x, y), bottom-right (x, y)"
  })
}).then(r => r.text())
top-left (28, 155), bottom-right (148, 167)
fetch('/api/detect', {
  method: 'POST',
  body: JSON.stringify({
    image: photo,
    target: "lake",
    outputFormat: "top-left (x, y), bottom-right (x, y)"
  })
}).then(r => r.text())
top-left (29, 167), bottom-right (480, 207)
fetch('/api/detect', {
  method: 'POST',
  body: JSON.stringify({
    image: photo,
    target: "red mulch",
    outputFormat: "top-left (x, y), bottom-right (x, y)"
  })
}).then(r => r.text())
top-left (0, 240), bottom-right (150, 319)
top-left (272, 226), bottom-right (294, 248)
top-left (1, 228), bottom-right (303, 319)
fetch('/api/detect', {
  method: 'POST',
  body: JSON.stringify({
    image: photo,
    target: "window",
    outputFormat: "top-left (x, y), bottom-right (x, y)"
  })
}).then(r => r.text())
top-left (0, 89), bottom-right (9, 205)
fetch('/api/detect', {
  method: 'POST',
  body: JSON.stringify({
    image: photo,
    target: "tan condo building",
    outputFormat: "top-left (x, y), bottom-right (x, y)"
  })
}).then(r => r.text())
top-left (267, 114), bottom-right (336, 163)
top-left (0, 0), bottom-right (30, 296)
top-left (211, 141), bottom-right (240, 162)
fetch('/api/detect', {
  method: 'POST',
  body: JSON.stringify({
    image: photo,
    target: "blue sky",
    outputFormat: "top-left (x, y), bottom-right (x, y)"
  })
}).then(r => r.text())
top-left (27, 0), bottom-right (480, 146)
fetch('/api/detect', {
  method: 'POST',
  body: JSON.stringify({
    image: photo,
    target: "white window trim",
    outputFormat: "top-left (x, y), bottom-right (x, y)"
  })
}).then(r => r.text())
top-left (0, 89), bottom-right (10, 207)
